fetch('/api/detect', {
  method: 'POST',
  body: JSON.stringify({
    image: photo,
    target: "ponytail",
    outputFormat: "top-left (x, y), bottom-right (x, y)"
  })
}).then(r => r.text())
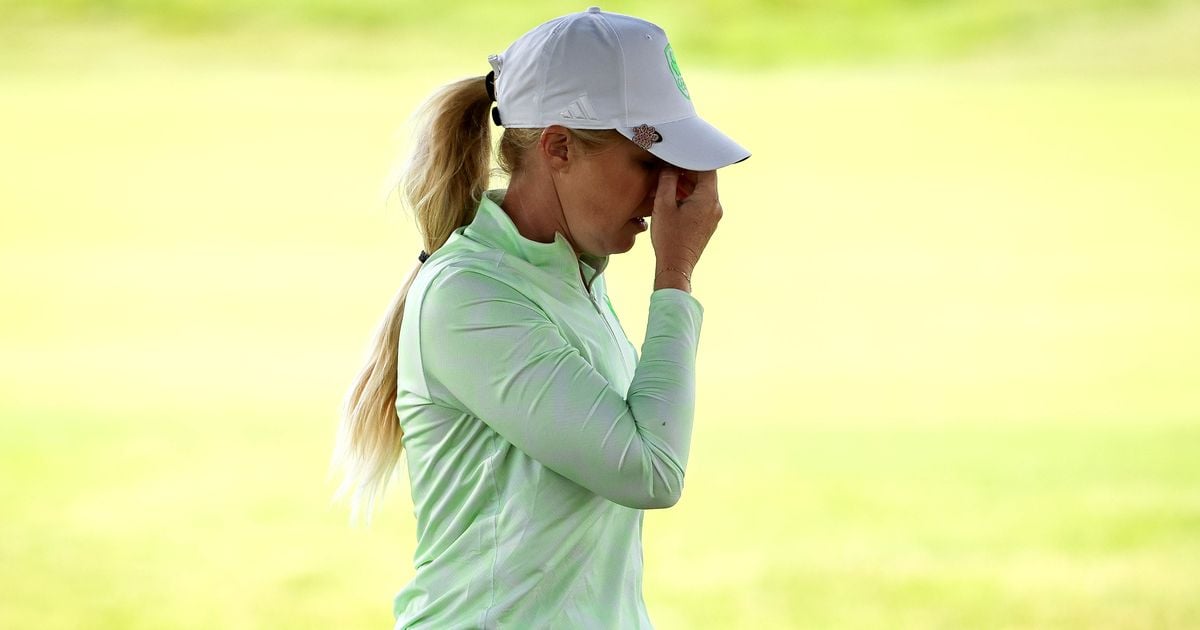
top-left (329, 76), bottom-right (493, 522)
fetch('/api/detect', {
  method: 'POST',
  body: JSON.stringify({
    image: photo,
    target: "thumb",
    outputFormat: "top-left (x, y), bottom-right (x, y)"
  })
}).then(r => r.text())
top-left (654, 167), bottom-right (679, 213)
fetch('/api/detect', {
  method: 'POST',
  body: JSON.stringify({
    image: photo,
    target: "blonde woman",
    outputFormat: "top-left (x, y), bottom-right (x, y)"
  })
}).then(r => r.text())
top-left (331, 7), bottom-right (750, 628)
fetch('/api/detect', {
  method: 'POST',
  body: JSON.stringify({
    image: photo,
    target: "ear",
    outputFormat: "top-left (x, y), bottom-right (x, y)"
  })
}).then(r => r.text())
top-left (539, 125), bottom-right (572, 174)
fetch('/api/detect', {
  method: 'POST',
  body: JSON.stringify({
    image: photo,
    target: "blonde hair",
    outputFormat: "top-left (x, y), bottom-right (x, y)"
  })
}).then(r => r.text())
top-left (330, 75), bottom-right (624, 521)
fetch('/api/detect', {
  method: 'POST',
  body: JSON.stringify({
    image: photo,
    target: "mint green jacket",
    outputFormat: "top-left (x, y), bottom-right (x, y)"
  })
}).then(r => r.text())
top-left (392, 189), bottom-right (704, 628)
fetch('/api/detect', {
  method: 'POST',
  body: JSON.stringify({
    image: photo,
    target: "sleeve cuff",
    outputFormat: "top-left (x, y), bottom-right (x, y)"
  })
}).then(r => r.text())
top-left (650, 287), bottom-right (704, 319)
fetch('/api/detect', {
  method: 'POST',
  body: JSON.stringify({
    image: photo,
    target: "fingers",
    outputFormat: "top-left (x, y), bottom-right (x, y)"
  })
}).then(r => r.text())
top-left (677, 170), bottom-right (698, 201)
top-left (691, 169), bottom-right (718, 201)
top-left (655, 167), bottom-right (679, 211)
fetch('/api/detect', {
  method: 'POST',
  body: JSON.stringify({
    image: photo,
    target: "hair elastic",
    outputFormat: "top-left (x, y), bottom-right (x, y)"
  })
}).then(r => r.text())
top-left (418, 250), bottom-right (430, 263)
top-left (485, 71), bottom-right (503, 126)
top-left (484, 70), bottom-right (496, 102)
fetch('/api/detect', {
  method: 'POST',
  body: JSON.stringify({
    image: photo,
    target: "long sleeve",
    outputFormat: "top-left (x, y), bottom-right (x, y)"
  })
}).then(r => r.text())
top-left (418, 268), bottom-right (704, 509)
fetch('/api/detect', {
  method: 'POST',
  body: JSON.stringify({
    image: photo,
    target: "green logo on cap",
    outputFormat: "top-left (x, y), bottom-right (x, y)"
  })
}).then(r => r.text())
top-left (664, 44), bottom-right (691, 101)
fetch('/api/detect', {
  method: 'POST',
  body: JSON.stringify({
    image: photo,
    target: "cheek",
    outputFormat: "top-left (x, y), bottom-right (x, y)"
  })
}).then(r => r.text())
top-left (631, 169), bottom-right (655, 199)
top-left (608, 171), bottom-right (648, 210)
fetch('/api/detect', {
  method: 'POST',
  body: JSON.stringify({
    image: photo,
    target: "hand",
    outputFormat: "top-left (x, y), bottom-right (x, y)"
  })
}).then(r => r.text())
top-left (651, 167), bottom-right (722, 289)
top-left (675, 169), bottom-right (698, 202)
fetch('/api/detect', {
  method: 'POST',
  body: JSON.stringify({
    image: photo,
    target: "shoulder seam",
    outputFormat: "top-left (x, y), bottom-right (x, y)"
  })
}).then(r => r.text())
top-left (428, 263), bottom-right (554, 322)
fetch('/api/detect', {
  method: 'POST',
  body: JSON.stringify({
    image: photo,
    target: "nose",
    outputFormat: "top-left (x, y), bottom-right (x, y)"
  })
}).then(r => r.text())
top-left (645, 169), bottom-right (662, 203)
top-left (642, 188), bottom-right (656, 213)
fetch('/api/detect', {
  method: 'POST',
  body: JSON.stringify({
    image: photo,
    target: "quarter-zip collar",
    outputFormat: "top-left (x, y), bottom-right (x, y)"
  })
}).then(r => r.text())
top-left (463, 189), bottom-right (610, 294)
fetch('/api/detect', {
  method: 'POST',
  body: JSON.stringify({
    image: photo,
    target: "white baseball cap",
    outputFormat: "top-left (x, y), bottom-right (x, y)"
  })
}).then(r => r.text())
top-left (487, 6), bottom-right (751, 171)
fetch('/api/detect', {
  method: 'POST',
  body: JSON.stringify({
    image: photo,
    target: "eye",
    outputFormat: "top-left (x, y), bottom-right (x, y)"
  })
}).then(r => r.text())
top-left (640, 159), bottom-right (661, 171)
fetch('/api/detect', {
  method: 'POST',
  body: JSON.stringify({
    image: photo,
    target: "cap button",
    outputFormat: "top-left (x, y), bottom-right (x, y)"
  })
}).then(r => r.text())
top-left (587, 6), bottom-right (601, 12)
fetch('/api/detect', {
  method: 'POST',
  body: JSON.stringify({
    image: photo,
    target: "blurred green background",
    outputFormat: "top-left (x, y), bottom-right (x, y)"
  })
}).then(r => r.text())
top-left (2, 1), bottom-right (1198, 628)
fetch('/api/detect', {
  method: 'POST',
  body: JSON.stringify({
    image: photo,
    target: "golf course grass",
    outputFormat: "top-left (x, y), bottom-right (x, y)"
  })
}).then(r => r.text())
top-left (2, 2), bottom-right (1198, 627)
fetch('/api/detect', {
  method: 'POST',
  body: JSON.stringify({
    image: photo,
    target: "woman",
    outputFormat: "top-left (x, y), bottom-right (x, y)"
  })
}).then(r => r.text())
top-left (331, 7), bottom-right (750, 628)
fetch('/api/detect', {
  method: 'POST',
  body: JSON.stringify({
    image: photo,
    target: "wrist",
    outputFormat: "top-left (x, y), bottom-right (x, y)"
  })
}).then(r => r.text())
top-left (654, 267), bottom-right (692, 293)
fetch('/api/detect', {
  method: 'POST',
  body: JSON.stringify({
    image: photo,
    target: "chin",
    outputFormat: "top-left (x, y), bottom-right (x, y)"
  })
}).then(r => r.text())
top-left (593, 233), bottom-right (638, 256)
top-left (616, 240), bottom-right (637, 254)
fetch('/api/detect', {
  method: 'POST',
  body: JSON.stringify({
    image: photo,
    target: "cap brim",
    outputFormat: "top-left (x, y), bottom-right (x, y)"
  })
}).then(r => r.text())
top-left (617, 115), bottom-right (750, 171)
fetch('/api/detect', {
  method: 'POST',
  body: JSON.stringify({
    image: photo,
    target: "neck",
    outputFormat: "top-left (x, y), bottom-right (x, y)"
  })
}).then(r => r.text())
top-left (501, 172), bottom-right (580, 256)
